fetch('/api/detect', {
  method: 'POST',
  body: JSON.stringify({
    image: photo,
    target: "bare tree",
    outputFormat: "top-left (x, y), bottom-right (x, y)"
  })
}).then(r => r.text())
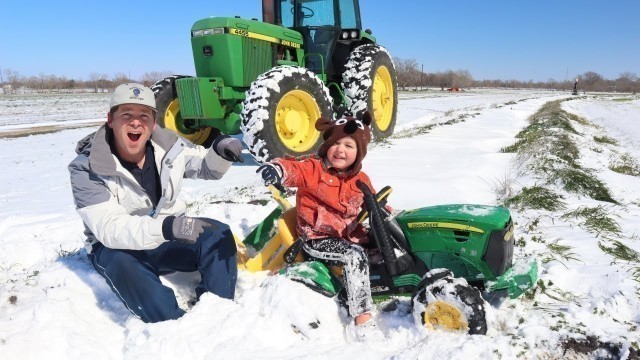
top-left (4, 68), bottom-right (21, 94)
top-left (579, 71), bottom-right (605, 92)
top-left (141, 71), bottom-right (174, 87)
top-left (112, 73), bottom-right (131, 87)
top-left (89, 73), bottom-right (101, 93)
top-left (614, 72), bottom-right (638, 93)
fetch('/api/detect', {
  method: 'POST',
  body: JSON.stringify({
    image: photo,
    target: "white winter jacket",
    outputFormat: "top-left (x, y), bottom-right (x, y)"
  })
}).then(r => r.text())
top-left (68, 124), bottom-right (232, 253)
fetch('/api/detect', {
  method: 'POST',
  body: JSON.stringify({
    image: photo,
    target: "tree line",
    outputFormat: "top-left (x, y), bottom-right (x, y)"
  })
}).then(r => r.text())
top-left (1, 61), bottom-right (639, 94)
top-left (0, 69), bottom-right (173, 94)
top-left (393, 58), bottom-right (639, 93)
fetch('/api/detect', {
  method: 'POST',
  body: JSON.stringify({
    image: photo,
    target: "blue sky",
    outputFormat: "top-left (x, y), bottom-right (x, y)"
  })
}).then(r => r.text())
top-left (1, 0), bottom-right (638, 82)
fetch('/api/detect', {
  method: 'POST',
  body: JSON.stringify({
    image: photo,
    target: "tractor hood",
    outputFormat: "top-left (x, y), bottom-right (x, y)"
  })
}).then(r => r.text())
top-left (191, 17), bottom-right (303, 46)
top-left (396, 204), bottom-right (512, 233)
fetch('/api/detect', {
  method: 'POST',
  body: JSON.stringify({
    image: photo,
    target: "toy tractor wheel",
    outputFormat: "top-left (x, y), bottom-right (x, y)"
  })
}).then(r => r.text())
top-left (342, 44), bottom-right (398, 138)
top-left (152, 75), bottom-right (216, 147)
top-left (412, 269), bottom-right (487, 335)
top-left (241, 66), bottom-right (333, 163)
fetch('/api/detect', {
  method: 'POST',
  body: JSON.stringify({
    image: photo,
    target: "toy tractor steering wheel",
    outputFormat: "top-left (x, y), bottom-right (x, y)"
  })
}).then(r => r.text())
top-left (357, 185), bottom-right (393, 223)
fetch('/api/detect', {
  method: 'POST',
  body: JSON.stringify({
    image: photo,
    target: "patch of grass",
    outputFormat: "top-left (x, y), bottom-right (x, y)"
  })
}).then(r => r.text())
top-left (552, 168), bottom-right (616, 203)
top-left (593, 135), bottom-right (618, 145)
top-left (371, 136), bottom-right (392, 146)
top-left (551, 134), bottom-right (580, 165)
top-left (501, 99), bottom-right (620, 204)
top-left (561, 205), bottom-right (621, 236)
top-left (391, 123), bottom-right (437, 139)
top-left (566, 112), bottom-right (590, 126)
top-left (542, 238), bottom-right (581, 266)
top-left (56, 246), bottom-right (82, 258)
top-left (609, 153), bottom-right (640, 177)
top-left (612, 97), bottom-right (633, 102)
top-left (505, 186), bottom-right (566, 211)
top-left (598, 238), bottom-right (640, 263)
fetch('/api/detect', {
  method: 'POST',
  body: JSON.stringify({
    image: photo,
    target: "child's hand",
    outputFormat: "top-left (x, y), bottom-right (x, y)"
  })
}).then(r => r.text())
top-left (256, 163), bottom-right (283, 189)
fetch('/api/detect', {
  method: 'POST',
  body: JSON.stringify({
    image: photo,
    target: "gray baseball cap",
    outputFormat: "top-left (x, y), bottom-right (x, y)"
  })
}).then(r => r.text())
top-left (110, 83), bottom-right (157, 111)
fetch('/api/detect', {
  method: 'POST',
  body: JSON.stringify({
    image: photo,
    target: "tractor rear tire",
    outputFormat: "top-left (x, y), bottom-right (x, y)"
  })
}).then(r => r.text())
top-left (151, 75), bottom-right (216, 147)
top-left (342, 44), bottom-right (398, 139)
top-left (241, 66), bottom-right (333, 163)
top-left (412, 269), bottom-right (487, 335)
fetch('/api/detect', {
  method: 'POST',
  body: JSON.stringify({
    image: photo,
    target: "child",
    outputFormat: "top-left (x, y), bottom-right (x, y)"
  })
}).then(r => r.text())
top-left (257, 111), bottom-right (384, 342)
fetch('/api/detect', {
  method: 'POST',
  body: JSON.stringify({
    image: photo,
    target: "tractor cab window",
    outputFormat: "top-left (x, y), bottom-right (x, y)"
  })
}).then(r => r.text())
top-left (279, 0), bottom-right (336, 27)
top-left (338, 0), bottom-right (361, 29)
top-left (278, 0), bottom-right (343, 75)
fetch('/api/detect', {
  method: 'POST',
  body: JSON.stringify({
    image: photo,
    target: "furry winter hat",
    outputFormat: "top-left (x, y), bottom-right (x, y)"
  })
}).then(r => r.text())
top-left (316, 111), bottom-right (372, 173)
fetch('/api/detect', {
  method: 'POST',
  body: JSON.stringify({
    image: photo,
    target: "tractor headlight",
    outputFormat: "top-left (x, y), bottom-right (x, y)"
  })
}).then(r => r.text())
top-left (350, 30), bottom-right (359, 39)
top-left (341, 31), bottom-right (349, 40)
top-left (192, 28), bottom-right (224, 37)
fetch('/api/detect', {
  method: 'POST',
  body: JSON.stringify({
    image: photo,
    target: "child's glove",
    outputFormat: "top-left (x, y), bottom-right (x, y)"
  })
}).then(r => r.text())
top-left (256, 163), bottom-right (283, 189)
top-left (211, 135), bottom-right (244, 162)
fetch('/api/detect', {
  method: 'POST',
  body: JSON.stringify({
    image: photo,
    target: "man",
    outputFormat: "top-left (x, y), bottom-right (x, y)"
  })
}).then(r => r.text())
top-left (69, 83), bottom-right (242, 323)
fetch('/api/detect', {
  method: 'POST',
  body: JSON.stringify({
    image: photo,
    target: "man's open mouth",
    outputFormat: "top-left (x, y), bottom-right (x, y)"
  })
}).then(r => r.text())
top-left (127, 132), bottom-right (142, 142)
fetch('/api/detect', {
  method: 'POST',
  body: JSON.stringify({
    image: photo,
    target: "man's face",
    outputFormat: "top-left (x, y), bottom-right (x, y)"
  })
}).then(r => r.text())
top-left (107, 104), bottom-right (156, 164)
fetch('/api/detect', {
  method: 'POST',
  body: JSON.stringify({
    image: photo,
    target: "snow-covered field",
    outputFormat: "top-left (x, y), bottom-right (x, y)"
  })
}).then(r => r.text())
top-left (1, 89), bottom-right (639, 359)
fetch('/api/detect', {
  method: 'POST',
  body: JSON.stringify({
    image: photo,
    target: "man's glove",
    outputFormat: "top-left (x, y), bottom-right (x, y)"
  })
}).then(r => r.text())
top-left (256, 163), bottom-right (284, 190)
top-left (162, 216), bottom-right (210, 244)
top-left (212, 135), bottom-right (244, 162)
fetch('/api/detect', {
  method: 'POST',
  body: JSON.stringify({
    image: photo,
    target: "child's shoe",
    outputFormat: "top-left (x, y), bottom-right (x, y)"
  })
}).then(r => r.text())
top-left (347, 319), bottom-right (385, 342)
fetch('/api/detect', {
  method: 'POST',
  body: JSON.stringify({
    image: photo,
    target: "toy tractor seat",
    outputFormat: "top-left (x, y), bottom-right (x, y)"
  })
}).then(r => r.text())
top-left (240, 207), bottom-right (304, 272)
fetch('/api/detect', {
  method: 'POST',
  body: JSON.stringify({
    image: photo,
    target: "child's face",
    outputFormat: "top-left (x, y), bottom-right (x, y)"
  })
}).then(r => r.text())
top-left (326, 137), bottom-right (358, 170)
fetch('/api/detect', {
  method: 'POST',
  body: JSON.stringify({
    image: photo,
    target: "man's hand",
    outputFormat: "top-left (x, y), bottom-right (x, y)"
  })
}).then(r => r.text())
top-left (256, 163), bottom-right (283, 190)
top-left (162, 216), bottom-right (210, 244)
top-left (212, 135), bottom-right (244, 162)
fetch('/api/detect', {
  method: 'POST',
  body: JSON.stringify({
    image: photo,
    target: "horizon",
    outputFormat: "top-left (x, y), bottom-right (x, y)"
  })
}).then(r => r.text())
top-left (1, 0), bottom-right (638, 82)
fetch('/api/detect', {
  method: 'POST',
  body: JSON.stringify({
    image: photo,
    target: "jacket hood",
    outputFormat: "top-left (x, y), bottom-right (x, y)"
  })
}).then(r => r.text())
top-left (75, 130), bottom-right (98, 156)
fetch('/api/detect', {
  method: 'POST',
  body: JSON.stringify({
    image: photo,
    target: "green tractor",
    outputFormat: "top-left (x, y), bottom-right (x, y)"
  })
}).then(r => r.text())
top-left (152, 0), bottom-right (397, 162)
top-left (237, 183), bottom-right (538, 335)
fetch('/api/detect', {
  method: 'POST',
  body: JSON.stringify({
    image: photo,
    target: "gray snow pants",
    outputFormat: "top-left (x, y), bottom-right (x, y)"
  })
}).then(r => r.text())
top-left (302, 237), bottom-right (372, 317)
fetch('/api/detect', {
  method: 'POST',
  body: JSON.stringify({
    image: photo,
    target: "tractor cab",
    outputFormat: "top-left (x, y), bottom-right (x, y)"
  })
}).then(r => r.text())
top-left (263, 0), bottom-right (371, 82)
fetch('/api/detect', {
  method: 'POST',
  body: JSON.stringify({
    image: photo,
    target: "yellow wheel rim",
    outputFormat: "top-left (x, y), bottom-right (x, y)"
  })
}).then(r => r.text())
top-left (163, 98), bottom-right (212, 144)
top-left (372, 65), bottom-right (394, 131)
top-left (423, 300), bottom-right (469, 332)
top-left (275, 90), bottom-right (321, 152)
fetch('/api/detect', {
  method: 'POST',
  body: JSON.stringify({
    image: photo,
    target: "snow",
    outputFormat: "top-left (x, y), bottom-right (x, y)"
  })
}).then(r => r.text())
top-left (1, 89), bottom-right (639, 358)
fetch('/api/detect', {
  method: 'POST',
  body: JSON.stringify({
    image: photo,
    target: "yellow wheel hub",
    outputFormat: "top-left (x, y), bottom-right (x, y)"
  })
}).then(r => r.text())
top-left (372, 65), bottom-right (394, 131)
top-left (275, 90), bottom-right (321, 152)
top-left (163, 98), bottom-right (212, 145)
top-left (423, 300), bottom-right (469, 332)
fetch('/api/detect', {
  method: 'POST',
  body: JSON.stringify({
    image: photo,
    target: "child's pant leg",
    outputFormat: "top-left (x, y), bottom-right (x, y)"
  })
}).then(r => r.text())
top-left (303, 238), bottom-right (372, 317)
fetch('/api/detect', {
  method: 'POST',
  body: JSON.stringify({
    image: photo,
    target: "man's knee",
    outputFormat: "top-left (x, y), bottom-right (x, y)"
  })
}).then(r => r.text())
top-left (200, 220), bottom-right (236, 252)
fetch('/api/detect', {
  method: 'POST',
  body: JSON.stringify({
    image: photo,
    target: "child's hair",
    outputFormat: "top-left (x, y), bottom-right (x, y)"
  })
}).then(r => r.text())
top-left (315, 111), bottom-right (372, 173)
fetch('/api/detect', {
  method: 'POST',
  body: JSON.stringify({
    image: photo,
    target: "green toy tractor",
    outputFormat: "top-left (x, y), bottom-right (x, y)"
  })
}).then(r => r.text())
top-left (236, 183), bottom-right (538, 335)
top-left (152, 0), bottom-right (397, 163)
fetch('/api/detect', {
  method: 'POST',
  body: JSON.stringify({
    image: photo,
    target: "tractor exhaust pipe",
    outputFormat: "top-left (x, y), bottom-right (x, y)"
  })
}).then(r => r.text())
top-left (262, 0), bottom-right (275, 24)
